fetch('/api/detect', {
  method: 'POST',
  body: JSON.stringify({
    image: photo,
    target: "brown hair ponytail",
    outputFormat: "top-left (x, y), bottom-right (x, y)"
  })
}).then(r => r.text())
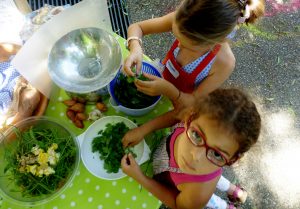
top-left (238, 0), bottom-right (265, 24)
top-left (176, 0), bottom-right (265, 44)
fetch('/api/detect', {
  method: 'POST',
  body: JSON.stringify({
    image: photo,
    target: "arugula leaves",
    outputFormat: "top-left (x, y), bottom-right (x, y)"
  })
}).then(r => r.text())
top-left (114, 73), bottom-right (158, 109)
top-left (3, 127), bottom-right (77, 197)
top-left (91, 122), bottom-right (136, 173)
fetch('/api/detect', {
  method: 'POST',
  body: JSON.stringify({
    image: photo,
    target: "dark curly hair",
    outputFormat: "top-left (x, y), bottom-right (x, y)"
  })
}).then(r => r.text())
top-left (184, 88), bottom-right (261, 157)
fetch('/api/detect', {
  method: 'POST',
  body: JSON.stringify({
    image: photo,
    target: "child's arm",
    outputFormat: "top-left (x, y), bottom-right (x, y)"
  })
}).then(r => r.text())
top-left (124, 12), bottom-right (175, 76)
top-left (134, 73), bottom-right (196, 110)
top-left (135, 73), bottom-right (181, 101)
top-left (121, 154), bottom-right (217, 209)
top-left (122, 109), bottom-right (179, 147)
top-left (190, 42), bottom-right (235, 99)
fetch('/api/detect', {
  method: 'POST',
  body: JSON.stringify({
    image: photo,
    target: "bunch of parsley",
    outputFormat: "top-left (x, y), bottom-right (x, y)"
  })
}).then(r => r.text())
top-left (91, 122), bottom-right (136, 173)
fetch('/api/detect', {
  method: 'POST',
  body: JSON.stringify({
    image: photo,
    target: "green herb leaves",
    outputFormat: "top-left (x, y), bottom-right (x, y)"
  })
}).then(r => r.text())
top-left (91, 122), bottom-right (136, 173)
top-left (80, 30), bottom-right (97, 57)
top-left (3, 126), bottom-right (77, 197)
top-left (114, 73), bottom-right (157, 109)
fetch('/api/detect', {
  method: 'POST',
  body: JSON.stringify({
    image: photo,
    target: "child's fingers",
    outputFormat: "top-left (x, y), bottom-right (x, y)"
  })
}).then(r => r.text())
top-left (127, 153), bottom-right (137, 165)
top-left (122, 140), bottom-right (131, 148)
top-left (142, 73), bottom-right (159, 80)
top-left (122, 136), bottom-right (130, 147)
top-left (121, 154), bottom-right (130, 167)
top-left (123, 57), bottom-right (137, 76)
top-left (123, 65), bottom-right (135, 77)
top-left (135, 79), bottom-right (152, 88)
top-left (136, 61), bottom-right (142, 75)
top-left (136, 86), bottom-right (153, 96)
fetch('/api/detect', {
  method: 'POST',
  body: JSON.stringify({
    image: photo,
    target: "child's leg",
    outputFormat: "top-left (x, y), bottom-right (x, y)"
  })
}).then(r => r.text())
top-left (216, 176), bottom-right (231, 192)
top-left (216, 175), bottom-right (248, 203)
top-left (206, 194), bottom-right (241, 209)
top-left (206, 194), bottom-right (228, 209)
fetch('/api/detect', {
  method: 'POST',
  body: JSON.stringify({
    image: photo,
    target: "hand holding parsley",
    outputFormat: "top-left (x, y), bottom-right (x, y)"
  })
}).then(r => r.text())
top-left (121, 153), bottom-right (143, 179)
top-left (91, 122), bottom-right (137, 173)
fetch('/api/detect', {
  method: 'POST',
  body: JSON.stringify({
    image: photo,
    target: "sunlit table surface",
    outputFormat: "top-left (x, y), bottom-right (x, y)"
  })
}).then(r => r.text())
top-left (0, 34), bottom-right (172, 209)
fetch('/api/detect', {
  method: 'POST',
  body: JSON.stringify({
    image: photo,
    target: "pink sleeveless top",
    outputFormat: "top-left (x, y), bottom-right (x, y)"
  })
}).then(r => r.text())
top-left (152, 126), bottom-right (222, 186)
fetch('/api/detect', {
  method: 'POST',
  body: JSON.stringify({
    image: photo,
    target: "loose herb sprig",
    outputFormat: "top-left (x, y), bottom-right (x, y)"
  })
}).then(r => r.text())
top-left (143, 129), bottom-right (170, 177)
top-left (3, 126), bottom-right (77, 197)
top-left (91, 122), bottom-right (136, 173)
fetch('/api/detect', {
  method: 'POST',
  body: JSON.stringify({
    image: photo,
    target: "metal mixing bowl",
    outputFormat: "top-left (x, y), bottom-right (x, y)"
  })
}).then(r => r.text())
top-left (48, 27), bottom-right (122, 102)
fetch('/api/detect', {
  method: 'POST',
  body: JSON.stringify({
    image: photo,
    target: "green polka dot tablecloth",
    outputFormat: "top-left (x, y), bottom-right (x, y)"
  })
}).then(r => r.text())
top-left (0, 34), bottom-right (173, 209)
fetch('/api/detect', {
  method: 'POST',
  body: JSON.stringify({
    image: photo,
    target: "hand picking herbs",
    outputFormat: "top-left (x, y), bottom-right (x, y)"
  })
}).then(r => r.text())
top-left (114, 73), bottom-right (158, 109)
top-left (3, 126), bottom-right (77, 197)
top-left (91, 122), bottom-right (137, 173)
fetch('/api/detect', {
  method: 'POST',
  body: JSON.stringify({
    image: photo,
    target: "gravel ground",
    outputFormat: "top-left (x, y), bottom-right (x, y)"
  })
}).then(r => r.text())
top-left (126, 0), bottom-right (300, 208)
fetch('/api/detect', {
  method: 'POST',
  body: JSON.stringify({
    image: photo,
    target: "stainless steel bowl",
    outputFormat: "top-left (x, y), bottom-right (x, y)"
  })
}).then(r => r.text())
top-left (48, 27), bottom-right (122, 102)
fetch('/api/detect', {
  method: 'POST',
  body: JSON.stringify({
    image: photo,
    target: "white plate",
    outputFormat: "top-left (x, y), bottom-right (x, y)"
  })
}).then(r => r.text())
top-left (79, 116), bottom-right (147, 180)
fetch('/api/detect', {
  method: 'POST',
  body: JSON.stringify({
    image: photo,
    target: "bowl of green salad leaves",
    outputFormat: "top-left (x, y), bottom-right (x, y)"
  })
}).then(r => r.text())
top-left (79, 116), bottom-right (149, 180)
top-left (108, 61), bottom-right (162, 116)
top-left (0, 116), bottom-right (80, 206)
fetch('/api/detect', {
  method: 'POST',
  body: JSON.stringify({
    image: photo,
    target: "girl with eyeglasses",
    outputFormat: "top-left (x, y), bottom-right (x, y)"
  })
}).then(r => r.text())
top-left (121, 88), bottom-right (261, 209)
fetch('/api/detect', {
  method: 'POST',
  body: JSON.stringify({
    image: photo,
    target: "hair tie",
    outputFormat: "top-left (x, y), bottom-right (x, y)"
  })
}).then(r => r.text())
top-left (238, 4), bottom-right (251, 24)
top-left (237, 0), bottom-right (248, 9)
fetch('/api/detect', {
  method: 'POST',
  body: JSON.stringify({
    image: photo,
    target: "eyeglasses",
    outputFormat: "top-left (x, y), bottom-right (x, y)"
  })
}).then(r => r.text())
top-left (186, 123), bottom-right (235, 167)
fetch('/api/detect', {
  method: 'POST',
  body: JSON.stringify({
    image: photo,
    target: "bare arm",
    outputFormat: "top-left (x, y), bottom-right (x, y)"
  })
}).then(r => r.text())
top-left (191, 43), bottom-right (235, 99)
top-left (127, 11), bottom-right (175, 39)
top-left (122, 109), bottom-right (180, 147)
top-left (124, 12), bottom-right (175, 75)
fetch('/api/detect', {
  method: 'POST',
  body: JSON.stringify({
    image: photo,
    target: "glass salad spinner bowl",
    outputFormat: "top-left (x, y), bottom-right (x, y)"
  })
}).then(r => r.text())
top-left (48, 27), bottom-right (122, 102)
top-left (0, 116), bottom-right (80, 206)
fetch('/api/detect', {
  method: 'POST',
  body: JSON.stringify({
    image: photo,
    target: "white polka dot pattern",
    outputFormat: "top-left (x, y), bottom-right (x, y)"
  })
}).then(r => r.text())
top-left (0, 61), bottom-right (21, 115)
top-left (70, 201), bottom-right (76, 207)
